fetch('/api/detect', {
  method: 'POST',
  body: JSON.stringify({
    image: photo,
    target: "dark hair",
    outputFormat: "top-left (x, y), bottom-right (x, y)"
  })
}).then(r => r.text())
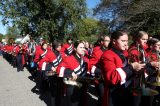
top-left (152, 35), bottom-right (160, 40)
top-left (111, 30), bottom-right (128, 40)
top-left (41, 41), bottom-right (48, 47)
top-left (147, 38), bottom-right (159, 47)
top-left (132, 31), bottom-right (148, 41)
top-left (52, 40), bottom-right (62, 50)
top-left (108, 30), bottom-right (128, 48)
top-left (94, 35), bottom-right (110, 46)
top-left (74, 40), bottom-right (84, 48)
top-left (66, 37), bottom-right (73, 42)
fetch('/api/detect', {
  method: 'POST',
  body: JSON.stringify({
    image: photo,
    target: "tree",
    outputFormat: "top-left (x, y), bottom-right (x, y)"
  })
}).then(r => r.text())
top-left (73, 18), bottom-right (99, 43)
top-left (0, 33), bottom-right (3, 41)
top-left (1, 26), bottom-right (20, 40)
top-left (94, 0), bottom-right (160, 36)
top-left (74, 18), bottom-right (99, 37)
top-left (72, 17), bottom-right (110, 43)
top-left (0, 0), bottom-right (87, 42)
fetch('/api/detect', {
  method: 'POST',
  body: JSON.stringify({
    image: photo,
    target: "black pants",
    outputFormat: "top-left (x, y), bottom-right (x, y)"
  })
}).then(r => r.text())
top-left (63, 84), bottom-right (86, 106)
top-left (110, 85), bottom-right (132, 106)
top-left (153, 86), bottom-right (160, 106)
top-left (49, 77), bottom-right (64, 106)
top-left (0, 50), bottom-right (2, 56)
top-left (40, 71), bottom-right (49, 92)
top-left (16, 54), bottom-right (23, 71)
top-left (95, 81), bottom-right (104, 106)
top-left (12, 56), bottom-right (17, 67)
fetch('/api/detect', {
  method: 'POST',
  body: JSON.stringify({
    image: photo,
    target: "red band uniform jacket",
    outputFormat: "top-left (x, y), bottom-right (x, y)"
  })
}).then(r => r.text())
top-left (89, 46), bottom-right (107, 76)
top-left (34, 47), bottom-right (48, 71)
top-left (60, 43), bottom-right (73, 59)
top-left (57, 53), bottom-right (88, 78)
top-left (128, 44), bottom-right (154, 80)
top-left (100, 48), bottom-right (133, 106)
top-left (128, 44), bottom-right (156, 99)
top-left (39, 50), bottom-right (62, 72)
top-left (147, 50), bottom-right (159, 83)
top-left (56, 53), bottom-right (89, 106)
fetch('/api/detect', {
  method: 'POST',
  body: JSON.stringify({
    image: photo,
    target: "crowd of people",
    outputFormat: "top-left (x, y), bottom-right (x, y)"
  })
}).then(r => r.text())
top-left (0, 30), bottom-right (160, 106)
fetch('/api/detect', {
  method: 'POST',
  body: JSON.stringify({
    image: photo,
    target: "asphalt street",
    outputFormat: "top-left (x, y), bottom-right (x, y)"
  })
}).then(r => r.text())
top-left (0, 56), bottom-right (47, 106)
top-left (0, 56), bottom-right (98, 106)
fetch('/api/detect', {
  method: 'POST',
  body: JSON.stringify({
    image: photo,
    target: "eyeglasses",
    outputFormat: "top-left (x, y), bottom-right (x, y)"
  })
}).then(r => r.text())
top-left (79, 47), bottom-right (85, 49)
top-left (104, 40), bottom-right (110, 42)
top-left (155, 44), bottom-right (160, 46)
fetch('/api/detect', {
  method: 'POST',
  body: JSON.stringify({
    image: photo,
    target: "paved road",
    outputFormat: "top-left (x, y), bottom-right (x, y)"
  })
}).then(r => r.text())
top-left (0, 56), bottom-right (48, 106)
top-left (0, 56), bottom-right (98, 106)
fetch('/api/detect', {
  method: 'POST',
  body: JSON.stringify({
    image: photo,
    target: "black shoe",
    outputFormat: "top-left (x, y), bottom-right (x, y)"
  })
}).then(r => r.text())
top-left (13, 66), bottom-right (17, 68)
top-left (17, 69), bottom-right (20, 72)
top-left (20, 67), bottom-right (24, 71)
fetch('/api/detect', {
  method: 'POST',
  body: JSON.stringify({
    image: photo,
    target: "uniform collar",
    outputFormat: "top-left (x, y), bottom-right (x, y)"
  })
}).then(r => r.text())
top-left (112, 48), bottom-right (123, 55)
top-left (100, 46), bottom-right (107, 52)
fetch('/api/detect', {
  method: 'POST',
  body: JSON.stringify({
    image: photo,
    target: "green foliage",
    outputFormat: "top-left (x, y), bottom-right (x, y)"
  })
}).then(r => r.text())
top-left (94, 0), bottom-right (160, 35)
top-left (6, 26), bottom-right (20, 36)
top-left (74, 18), bottom-right (99, 38)
top-left (0, 0), bottom-right (87, 42)
top-left (0, 33), bottom-right (4, 41)
top-left (1, 26), bottom-right (20, 40)
top-left (5, 34), bottom-right (16, 39)
top-left (0, 0), bottom-right (113, 43)
top-left (74, 17), bottom-right (110, 43)
top-left (78, 34), bottom-right (98, 44)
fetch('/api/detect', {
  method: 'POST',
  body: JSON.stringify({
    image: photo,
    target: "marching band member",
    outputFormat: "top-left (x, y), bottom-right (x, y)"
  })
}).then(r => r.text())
top-left (89, 35), bottom-right (110, 77)
top-left (88, 43), bottom-right (94, 58)
top-left (34, 41), bottom-right (48, 70)
top-left (100, 30), bottom-right (145, 106)
top-left (128, 31), bottom-right (159, 106)
top-left (2, 43), bottom-right (7, 59)
top-left (38, 41), bottom-right (62, 80)
top-left (60, 37), bottom-right (74, 59)
top-left (38, 41), bottom-right (63, 106)
top-left (84, 41), bottom-right (90, 58)
top-left (146, 38), bottom-right (160, 106)
top-left (0, 41), bottom-right (2, 56)
top-left (57, 40), bottom-right (89, 106)
top-left (15, 43), bottom-right (25, 72)
top-left (22, 43), bottom-right (28, 66)
top-left (147, 38), bottom-right (160, 69)
top-left (33, 41), bottom-right (48, 92)
top-left (27, 39), bottom-right (37, 74)
top-left (89, 35), bottom-right (110, 106)
top-left (11, 43), bottom-right (18, 68)
top-left (6, 43), bottom-right (13, 63)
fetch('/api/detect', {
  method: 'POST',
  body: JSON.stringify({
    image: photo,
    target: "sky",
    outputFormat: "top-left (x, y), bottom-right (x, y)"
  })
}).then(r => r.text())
top-left (0, 16), bottom-right (7, 35)
top-left (86, 0), bottom-right (100, 9)
top-left (0, 0), bottom-right (100, 35)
